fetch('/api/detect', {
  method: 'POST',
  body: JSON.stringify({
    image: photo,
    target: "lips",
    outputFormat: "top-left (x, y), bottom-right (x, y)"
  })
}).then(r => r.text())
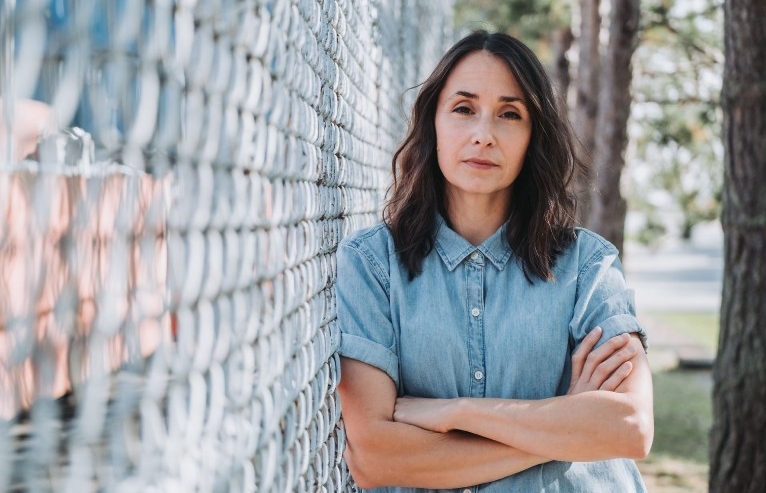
top-left (463, 158), bottom-right (497, 168)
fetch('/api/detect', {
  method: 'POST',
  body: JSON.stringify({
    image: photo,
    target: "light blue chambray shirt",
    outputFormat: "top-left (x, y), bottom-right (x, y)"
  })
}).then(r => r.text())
top-left (336, 215), bottom-right (649, 493)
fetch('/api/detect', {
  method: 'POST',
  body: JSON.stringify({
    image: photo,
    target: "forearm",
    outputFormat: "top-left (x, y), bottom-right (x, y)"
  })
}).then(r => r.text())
top-left (345, 418), bottom-right (547, 489)
top-left (444, 334), bottom-right (653, 461)
top-left (393, 334), bottom-right (653, 462)
top-left (451, 390), bottom-right (652, 461)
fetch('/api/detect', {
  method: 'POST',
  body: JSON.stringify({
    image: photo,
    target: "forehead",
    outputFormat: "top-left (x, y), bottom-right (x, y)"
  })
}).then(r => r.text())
top-left (441, 51), bottom-right (522, 97)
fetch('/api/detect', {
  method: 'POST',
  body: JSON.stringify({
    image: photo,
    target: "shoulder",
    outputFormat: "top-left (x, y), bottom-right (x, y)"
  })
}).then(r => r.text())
top-left (568, 228), bottom-right (626, 286)
top-left (338, 222), bottom-right (397, 277)
top-left (572, 227), bottom-right (618, 257)
top-left (555, 228), bottom-right (620, 277)
top-left (340, 222), bottom-right (394, 254)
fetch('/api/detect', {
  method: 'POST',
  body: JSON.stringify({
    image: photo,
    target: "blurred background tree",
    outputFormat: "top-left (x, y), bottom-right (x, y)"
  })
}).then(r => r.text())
top-left (630, 0), bottom-right (723, 241)
top-left (453, 0), bottom-right (572, 54)
top-left (710, 0), bottom-right (766, 489)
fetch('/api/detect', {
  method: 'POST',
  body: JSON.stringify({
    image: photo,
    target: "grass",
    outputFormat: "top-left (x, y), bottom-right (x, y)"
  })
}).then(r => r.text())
top-left (638, 368), bottom-right (713, 492)
top-left (650, 369), bottom-right (713, 463)
top-left (650, 311), bottom-right (720, 351)
top-left (637, 311), bottom-right (717, 492)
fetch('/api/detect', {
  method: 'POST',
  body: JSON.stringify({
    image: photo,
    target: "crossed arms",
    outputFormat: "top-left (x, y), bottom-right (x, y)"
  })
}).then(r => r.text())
top-left (338, 328), bottom-right (653, 490)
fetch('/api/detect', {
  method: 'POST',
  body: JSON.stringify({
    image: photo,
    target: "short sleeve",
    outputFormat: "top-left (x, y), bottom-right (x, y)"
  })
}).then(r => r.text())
top-left (335, 239), bottom-right (400, 387)
top-left (570, 242), bottom-right (648, 352)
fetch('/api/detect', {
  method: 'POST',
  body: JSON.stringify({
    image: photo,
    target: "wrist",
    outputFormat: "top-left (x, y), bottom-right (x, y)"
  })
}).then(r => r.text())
top-left (449, 397), bottom-right (471, 430)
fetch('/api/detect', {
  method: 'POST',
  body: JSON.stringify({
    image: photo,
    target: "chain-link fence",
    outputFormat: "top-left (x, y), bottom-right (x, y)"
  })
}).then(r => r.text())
top-left (0, 1), bottom-right (452, 491)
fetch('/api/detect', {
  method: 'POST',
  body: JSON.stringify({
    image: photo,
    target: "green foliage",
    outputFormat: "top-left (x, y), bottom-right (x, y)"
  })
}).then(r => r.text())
top-left (630, 0), bottom-right (724, 239)
top-left (453, 0), bottom-right (570, 62)
top-left (634, 214), bottom-right (667, 245)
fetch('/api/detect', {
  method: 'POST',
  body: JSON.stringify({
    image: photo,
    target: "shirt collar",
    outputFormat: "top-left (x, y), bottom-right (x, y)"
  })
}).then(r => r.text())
top-left (433, 214), bottom-right (513, 271)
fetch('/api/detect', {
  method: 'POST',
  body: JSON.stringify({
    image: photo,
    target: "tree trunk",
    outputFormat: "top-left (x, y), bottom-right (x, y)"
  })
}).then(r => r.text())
top-left (551, 26), bottom-right (574, 110)
top-left (709, 0), bottom-right (766, 491)
top-left (586, 0), bottom-right (640, 254)
top-left (573, 0), bottom-right (601, 225)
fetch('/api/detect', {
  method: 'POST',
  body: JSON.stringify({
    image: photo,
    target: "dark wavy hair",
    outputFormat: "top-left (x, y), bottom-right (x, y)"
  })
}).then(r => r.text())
top-left (384, 30), bottom-right (582, 282)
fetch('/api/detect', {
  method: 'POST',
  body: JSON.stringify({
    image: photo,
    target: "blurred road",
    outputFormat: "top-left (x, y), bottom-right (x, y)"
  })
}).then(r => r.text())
top-left (624, 222), bottom-right (723, 314)
top-left (623, 221), bottom-right (723, 369)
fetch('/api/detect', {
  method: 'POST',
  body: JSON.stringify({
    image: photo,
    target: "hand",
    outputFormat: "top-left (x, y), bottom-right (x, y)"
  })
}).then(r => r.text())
top-left (0, 98), bottom-right (56, 161)
top-left (393, 396), bottom-right (455, 433)
top-left (567, 328), bottom-right (636, 395)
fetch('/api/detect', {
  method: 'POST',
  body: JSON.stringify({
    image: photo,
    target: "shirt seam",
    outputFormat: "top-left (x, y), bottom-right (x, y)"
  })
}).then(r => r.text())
top-left (343, 242), bottom-right (391, 295)
top-left (575, 232), bottom-right (617, 292)
top-left (341, 225), bottom-right (391, 296)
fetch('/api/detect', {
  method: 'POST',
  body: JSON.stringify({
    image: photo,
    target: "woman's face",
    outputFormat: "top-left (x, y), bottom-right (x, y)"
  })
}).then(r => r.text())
top-left (434, 51), bottom-right (532, 210)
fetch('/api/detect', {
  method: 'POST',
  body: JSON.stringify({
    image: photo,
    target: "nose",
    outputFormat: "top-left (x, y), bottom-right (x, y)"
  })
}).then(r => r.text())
top-left (471, 118), bottom-right (495, 147)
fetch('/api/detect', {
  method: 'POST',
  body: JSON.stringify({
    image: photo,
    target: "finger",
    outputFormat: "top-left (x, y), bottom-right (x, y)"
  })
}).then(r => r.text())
top-left (580, 332), bottom-right (632, 380)
top-left (599, 361), bottom-right (633, 391)
top-left (571, 327), bottom-right (602, 381)
top-left (588, 332), bottom-right (632, 365)
top-left (590, 342), bottom-right (637, 389)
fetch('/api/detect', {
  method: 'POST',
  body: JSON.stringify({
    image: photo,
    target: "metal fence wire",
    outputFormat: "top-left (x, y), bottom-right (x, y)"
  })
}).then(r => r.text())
top-left (0, 1), bottom-right (453, 491)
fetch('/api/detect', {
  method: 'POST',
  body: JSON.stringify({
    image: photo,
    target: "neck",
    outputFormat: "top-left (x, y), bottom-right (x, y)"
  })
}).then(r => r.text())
top-left (445, 193), bottom-right (510, 246)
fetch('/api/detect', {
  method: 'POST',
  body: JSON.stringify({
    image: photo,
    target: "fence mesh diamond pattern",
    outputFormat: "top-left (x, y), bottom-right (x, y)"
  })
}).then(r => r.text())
top-left (0, 1), bottom-right (452, 491)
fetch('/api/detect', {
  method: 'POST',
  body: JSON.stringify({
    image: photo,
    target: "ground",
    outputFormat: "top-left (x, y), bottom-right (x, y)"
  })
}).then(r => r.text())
top-left (624, 223), bottom-right (722, 493)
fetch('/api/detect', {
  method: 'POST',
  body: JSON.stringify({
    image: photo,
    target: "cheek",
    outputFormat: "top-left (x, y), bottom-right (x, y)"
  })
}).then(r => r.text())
top-left (504, 129), bottom-right (532, 157)
top-left (436, 131), bottom-right (462, 159)
top-left (434, 116), bottom-right (462, 146)
top-left (434, 121), bottom-right (446, 147)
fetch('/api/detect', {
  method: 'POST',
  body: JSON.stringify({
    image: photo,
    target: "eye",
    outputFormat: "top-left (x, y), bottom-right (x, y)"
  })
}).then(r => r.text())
top-left (500, 110), bottom-right (522, 120)
top-left (452, 105), bottom-right (473, 115)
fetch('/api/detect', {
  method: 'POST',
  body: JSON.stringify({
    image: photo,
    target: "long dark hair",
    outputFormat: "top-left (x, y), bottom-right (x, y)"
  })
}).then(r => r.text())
top-left (384, 30), bottom-right (582, 282)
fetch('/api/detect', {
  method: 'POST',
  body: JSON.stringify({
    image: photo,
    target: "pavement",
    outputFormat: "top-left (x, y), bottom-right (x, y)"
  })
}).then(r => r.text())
top-left (622, 221), bottom-right (723, 371)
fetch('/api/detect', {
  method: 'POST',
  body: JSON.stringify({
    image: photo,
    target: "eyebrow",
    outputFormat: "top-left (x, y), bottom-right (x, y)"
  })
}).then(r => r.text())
top-left (452, 90), bottom-right (526, 105)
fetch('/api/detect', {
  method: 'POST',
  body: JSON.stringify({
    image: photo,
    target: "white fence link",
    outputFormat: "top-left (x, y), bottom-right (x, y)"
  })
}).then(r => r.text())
top-left (0, 1), bottom-right (452, 491)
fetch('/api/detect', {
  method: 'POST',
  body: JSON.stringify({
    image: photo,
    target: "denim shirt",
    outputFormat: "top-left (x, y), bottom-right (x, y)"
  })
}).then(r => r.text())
top-left (336, 216), bottom-right (648, 493)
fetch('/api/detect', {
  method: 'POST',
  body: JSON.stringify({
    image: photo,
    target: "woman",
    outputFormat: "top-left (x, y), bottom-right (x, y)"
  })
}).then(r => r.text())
top-left (336, 31), bottom-right (653, 492)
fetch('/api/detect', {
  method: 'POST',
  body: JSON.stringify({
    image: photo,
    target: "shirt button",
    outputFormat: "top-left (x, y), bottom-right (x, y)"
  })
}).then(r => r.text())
top-left (471, 307), bottom-right (480, 317)
top-left (474, 370), bottom-right (483, 380)
top-left (463, 489), bottom-right (472, 493)
top-left (470, 251), bottom-right (480, 260)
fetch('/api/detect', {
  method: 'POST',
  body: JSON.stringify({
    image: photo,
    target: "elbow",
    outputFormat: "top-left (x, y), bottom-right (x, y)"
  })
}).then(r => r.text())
top-left (343, 438), bottom-right (387, 490)
top-left (341, 414), bottom-right (401, 489)
top-left (622, 410), bottom-right (654, 459)
top-left (345, 457), bottom-right (378, 490)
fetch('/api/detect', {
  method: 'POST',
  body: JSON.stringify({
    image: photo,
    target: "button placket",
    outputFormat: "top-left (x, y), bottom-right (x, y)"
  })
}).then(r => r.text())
top-left (466, 258), bottom-right (486, 397)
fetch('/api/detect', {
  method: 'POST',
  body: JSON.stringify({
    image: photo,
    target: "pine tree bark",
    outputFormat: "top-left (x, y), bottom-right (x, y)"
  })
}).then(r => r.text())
top-left (551, 26), bottom-right (574, 110)
top-left (586, 0), bottom-right (640, 253)
top-left (573, 0), bottom-right (601, 225)
top-left (709, 0), bottom-right (766, 491)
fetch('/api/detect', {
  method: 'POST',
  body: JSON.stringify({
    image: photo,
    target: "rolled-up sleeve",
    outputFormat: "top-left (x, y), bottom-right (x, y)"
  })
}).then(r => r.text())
top-left (335, 238), bottom-right (400, 387)
top-left (570, 242), bottom-right (648, 352)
